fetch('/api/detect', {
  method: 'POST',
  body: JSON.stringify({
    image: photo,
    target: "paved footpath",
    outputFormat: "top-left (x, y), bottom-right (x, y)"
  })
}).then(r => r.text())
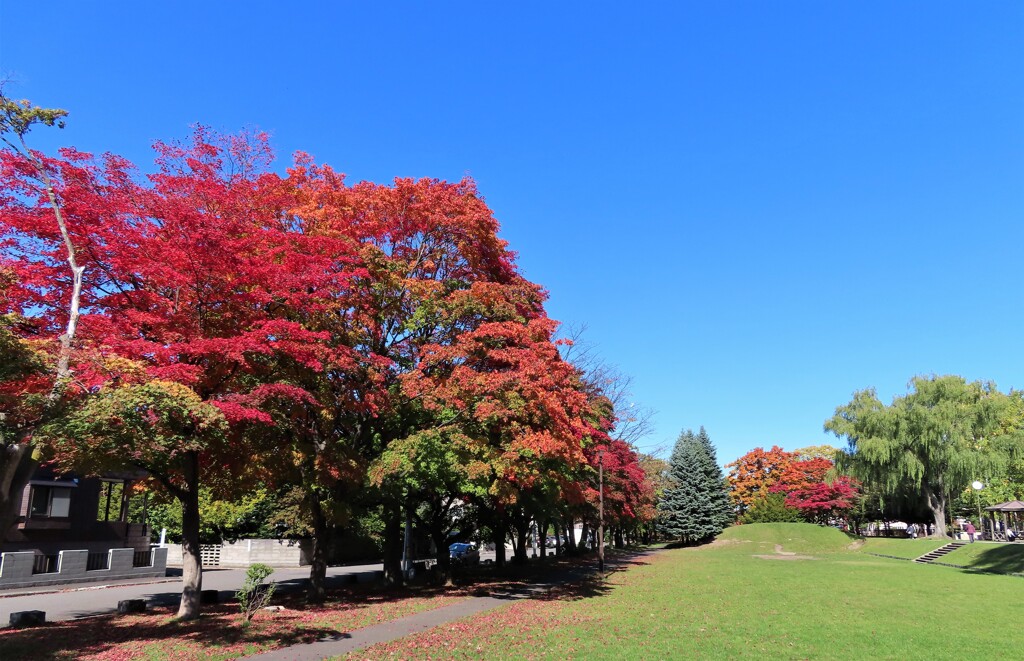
top-left (245, 550), bottom-right (659, 661)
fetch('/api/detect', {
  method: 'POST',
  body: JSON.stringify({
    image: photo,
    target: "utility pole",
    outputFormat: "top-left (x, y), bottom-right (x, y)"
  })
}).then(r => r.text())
top-left (598, 449), bottom-right (605, 574)
top-left (972, 481), bottom-right (984, 538)
top-left (402, 507), bottom-right (412, 579)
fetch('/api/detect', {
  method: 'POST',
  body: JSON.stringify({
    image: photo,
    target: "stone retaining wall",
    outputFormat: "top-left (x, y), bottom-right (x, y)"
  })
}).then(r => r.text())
top-left (0, 547), bottom-right (167, 590)
top-left (164, 539), bottom-right (311, 568)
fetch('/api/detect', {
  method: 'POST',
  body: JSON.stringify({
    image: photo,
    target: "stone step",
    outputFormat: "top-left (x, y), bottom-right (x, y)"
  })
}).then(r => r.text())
top-left (913, 542), bottom-right (966, 564)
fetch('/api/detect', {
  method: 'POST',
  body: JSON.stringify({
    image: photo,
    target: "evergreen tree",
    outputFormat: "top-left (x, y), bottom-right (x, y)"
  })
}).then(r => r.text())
top-left (657, 426), bottom-right (733, 543)
top-left (696, 427), bottom-right (735, 531)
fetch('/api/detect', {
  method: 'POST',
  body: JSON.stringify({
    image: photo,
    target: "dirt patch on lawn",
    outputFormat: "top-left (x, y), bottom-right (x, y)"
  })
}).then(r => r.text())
top-left (753, 554), bottom-right (817, 561)
top-left (847, 539), bottom-right (865, 551)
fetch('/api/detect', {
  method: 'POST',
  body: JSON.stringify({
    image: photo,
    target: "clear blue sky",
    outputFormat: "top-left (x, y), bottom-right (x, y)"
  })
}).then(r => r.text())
top-left (2, 3), bottom-right (1022, 464)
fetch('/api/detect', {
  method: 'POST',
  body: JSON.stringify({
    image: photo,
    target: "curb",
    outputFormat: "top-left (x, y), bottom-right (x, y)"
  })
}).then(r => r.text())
top-left (0, 576), bottom-right (180, 599)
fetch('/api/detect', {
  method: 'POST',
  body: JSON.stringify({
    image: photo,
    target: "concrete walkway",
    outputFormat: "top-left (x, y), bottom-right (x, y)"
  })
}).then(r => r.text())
top-left (245, 550), bottom-right (658, 660)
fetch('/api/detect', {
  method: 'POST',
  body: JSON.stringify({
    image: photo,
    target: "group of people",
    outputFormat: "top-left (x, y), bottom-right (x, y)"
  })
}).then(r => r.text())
top-left (957, 519), bottom-right (1017, 542)
top-left (885, 519), bottom-right (1021, 543)
top-left (904, 523), bottom-right (936, 539)
top-left (909, 523), bottom-right (1019, 544)
top-left (906, 521), bottom-right (980, 542)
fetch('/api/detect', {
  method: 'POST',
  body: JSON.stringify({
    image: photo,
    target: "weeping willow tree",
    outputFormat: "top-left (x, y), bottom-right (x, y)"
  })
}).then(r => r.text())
top-left (826, 375), bottom-right (1021, 537)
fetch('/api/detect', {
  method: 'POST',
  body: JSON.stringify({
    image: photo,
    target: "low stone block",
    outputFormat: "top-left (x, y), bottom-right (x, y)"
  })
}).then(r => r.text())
top-left (0, 552), bottom-right (36, 582)
top-left (117, 599), bottom-right (146, 614)
top-left (108, 548), bottom-right (134, 573)
top-left (10, 610), bottom-right (45, 628)
top-left (200, 589), bottom-right (219, 604)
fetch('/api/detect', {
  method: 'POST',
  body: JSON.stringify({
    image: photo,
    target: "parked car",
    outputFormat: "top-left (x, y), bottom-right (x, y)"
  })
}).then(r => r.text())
top-left (449, 542), bottom-right (480, 565)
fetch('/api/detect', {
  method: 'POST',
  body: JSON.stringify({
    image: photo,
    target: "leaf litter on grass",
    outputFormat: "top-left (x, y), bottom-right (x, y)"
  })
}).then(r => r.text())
top-left (0, 585), bottom-right (470, 661)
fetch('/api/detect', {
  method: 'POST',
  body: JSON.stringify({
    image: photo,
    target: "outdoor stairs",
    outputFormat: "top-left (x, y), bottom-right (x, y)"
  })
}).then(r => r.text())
top-left (913, 541), bottom-right (967, 564)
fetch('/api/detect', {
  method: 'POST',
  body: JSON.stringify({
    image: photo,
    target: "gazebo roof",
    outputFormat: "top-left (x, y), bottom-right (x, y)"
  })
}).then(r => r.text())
top-left (984, 500), bottom-right (1024, 512)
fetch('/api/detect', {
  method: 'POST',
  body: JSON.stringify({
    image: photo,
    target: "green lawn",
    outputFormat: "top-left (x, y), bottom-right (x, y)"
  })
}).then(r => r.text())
top-left (860, 536), bottom-right (1024, 574)
top-left (353, 524), bottom-right (1024, 660)
top-left (942, 541), bottom-right (1024, 574)
top-left (860, 537), bottom-right (948, 559)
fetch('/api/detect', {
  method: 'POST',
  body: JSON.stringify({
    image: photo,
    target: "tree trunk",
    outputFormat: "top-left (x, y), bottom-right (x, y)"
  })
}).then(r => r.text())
top-left (565, 520), bottom-right (577, 554)
top-left (579, 522), bottom-right (591, 552)
top-left (492, 516), bottom-right (506, 567)
top-left (0, 129), bottom-right (83, 548)
top-left (306, 493), bottom-right (329, 603)
top-left (539, 521), bottom-right (548, 561)
top-left (513, 520), bottom-right (529, 563)
top-left (431, 523), bottom-right (452, 586)
top-left (382, 502), bottom-right (404, 586)
top-left (0, 444), bottom-right (38, 544)
top-left (924, 485), bottom-right (948, 537)
top-left (614, 527), bottom-right (624, 549)
top-left (176, 451), bottom-right (202, 620)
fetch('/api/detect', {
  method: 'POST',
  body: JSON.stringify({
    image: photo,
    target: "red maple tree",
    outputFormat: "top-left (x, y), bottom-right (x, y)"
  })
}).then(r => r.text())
top-left (3, 129), bottom-right (346, 618)
top-left (770, 457), bottom-right (860, 522)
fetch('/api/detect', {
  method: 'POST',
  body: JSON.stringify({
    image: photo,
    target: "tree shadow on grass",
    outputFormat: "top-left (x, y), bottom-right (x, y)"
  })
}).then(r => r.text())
top-left (0, 603), bottom-right (346, 661)
top-left (663, 540), bottom-right (703, 549)
top-left (0, 579), bottom-right (469, 660)
top-left (463, 548), bottom-right (654, 603)
top-left (962, 544), bottom-right (1024, 575)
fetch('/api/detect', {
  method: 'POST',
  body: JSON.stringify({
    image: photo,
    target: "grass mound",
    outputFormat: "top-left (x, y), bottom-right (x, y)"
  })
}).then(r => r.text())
top-left (715, 522), bottom-right (856, 554)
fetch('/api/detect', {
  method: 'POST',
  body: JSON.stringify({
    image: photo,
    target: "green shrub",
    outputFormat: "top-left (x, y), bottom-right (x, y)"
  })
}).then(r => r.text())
top-left (740, 493), bottom-right (802, 524)
top-left (236, 563), bottom-right (276, 624)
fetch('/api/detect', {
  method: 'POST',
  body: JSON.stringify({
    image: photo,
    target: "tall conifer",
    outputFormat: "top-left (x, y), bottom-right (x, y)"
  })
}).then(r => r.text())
top-left (657, 426), bottom-right (733, 543)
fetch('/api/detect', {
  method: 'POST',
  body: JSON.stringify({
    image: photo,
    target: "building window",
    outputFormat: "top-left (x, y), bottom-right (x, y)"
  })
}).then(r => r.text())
top-left (97, 480), bottom-right (126, 521)
top-left (29, 486), bottom-right (72, 518)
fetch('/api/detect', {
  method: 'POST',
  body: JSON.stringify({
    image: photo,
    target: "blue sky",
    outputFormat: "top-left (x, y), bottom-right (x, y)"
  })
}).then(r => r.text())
top-left (2, 3), bottom-right (1022, 463)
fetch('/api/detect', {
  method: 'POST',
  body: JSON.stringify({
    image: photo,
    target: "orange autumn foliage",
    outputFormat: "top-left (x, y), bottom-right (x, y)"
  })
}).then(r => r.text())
top-left (725, 445), bottom-right (797, 513)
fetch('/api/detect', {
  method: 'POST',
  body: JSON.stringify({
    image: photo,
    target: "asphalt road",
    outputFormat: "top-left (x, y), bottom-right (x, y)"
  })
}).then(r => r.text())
top-left (0, 563), bottom-right (382, 627)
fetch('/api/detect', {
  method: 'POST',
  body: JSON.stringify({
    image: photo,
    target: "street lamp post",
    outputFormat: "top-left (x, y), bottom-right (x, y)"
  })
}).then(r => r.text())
top-left (972, 481), bottom-right (984, 539)
top-left (598, 449), bottom-right (605, 575)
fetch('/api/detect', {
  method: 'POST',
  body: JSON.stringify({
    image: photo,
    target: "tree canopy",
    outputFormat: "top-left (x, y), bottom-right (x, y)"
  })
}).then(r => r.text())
top-left (0, 102), bottom-right (657, 615)
top-left (826, 374), bottom-right (1021, 536)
